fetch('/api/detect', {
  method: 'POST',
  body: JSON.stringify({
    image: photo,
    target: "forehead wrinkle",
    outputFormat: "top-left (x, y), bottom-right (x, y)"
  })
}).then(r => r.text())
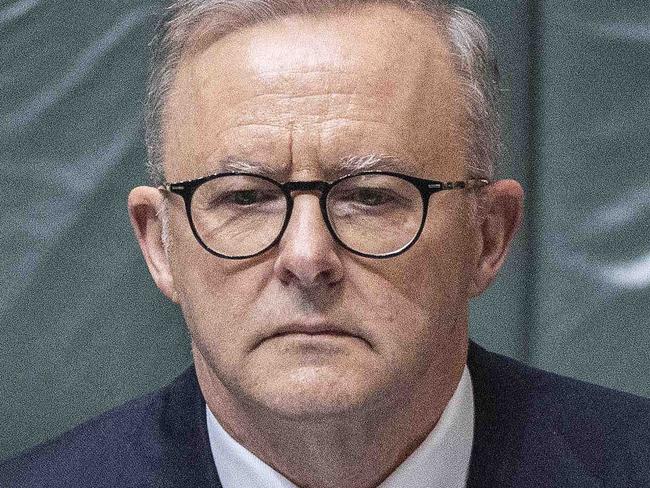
top-left (216, 109), bottom-right (391, 144)
top-left (209, 72), bottom-right (357, 100)
top-left (202, 90), bottom-right (381, 137)
top-left (253, 69), bottom-right (363, 88)
top-left (240, 93), bottom-right (363, 122)
top-left (210, 122), bottom-right (286, 146)
top-left (251, 71), bottom-right (396, 102)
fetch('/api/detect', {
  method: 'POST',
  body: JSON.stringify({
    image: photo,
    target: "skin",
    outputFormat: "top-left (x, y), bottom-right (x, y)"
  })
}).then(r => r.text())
top-left (128, 4), bottom-right (523, 488)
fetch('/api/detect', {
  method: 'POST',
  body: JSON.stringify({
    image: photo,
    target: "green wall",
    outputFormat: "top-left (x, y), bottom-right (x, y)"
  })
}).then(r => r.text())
top-left (1, 0), bottom-right (648, 461)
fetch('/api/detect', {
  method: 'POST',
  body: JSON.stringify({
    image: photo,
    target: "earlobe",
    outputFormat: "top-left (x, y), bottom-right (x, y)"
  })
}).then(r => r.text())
top-left (127, 187), bottom-right (178, 302)
top-left (469, 179), bottom-right (524, 297)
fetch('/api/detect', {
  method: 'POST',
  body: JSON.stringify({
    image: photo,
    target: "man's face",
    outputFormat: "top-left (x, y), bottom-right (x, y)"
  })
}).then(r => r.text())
top-left (162, 5), bottom-right (481, 418)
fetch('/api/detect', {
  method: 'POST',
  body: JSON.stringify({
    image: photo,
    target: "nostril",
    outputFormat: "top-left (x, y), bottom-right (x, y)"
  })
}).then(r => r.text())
top-left (273, 236), bottom-right (344, 288)
top-left (275, 251), bottom-right (341, 287)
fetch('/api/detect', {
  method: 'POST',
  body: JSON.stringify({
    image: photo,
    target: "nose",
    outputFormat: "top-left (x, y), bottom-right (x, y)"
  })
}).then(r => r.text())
top-left (273, 193), bottom-right (344, 288)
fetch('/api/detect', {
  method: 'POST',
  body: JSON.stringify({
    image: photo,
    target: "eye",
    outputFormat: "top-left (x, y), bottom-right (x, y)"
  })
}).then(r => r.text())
top-left (221, 189), bottom-right (286, 214)
top-left (201, 189), bottom-right (281, 211)
top-left (346, 187), bottom-right (396, 206)
top-left (227, 190), bottom-right (266, 206)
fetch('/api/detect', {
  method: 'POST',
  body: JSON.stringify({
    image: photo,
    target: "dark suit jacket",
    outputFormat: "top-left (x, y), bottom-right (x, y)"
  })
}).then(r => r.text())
top-left (1, 342), bottom-right (649, 487)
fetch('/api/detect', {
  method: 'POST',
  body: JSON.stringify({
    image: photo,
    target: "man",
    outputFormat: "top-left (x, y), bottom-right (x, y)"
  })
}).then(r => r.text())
top-left (1, 1), bottom-right (648, 487)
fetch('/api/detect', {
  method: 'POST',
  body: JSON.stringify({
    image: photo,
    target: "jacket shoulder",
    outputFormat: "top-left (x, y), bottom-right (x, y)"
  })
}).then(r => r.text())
top-left (468, 342), bottom-right (650, 487)
top-left (0, 367), bottom-right (197, 488)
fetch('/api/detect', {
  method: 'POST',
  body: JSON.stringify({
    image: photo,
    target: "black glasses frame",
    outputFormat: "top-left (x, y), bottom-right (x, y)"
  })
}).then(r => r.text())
top-left (161, 171), bottom-right (490, 259)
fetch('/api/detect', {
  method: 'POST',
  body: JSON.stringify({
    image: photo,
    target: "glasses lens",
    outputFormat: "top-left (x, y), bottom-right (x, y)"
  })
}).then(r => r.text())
top-left (191, 175), bottom-right (287, 257)
top-left (327, 174), bottom-right (424, 256)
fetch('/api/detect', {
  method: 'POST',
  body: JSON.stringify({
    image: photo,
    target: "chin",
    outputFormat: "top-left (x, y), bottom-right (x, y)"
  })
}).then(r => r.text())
top-left (245, 366), bottom-right (381, 420)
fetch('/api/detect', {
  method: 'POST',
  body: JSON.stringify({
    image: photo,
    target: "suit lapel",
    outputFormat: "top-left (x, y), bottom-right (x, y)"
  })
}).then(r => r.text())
top-left (466, 342), bottom-right (603, 488)
top-left (154, 366), bottom-right (223, 488)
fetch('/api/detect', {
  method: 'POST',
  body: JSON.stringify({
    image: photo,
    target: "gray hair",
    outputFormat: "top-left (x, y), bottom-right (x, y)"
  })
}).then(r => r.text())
top-left (145, 0), bottom-right (501, 186)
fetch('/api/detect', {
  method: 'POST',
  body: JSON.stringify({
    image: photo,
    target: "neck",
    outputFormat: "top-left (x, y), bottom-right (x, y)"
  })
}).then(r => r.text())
top-left (194, 348), bottom-right (466, 488)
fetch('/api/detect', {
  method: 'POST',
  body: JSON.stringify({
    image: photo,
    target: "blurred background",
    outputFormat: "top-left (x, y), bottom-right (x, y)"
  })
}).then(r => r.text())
top-left (1, 0), bottom-right (648, 461)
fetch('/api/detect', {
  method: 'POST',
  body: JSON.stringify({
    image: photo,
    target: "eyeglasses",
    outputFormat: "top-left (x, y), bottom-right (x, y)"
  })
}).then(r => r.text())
top-left (161, 171), bottom-right (489, 259)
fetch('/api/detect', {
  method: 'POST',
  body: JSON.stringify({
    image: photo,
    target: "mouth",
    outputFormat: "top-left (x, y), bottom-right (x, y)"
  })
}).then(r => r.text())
top-left (254, 322), bottom-right (368, 349)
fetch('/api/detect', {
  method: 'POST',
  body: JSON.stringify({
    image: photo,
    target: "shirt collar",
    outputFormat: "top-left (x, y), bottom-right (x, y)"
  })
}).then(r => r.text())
top-left (206, 366), bottom-right (474, 488)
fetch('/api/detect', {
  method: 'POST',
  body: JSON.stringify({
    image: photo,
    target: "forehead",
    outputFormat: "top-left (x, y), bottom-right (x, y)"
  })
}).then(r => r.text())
top-left (164, 3), bottom-right (464, 181)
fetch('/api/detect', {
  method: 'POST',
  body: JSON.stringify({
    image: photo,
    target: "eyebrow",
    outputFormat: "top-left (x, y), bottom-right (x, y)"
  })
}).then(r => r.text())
top-left (334, 154), bottom-right (407, 176)
top-left (214, 153), bottom-right (410, 181)
top-left (218, 157), bottom-right (286, 178)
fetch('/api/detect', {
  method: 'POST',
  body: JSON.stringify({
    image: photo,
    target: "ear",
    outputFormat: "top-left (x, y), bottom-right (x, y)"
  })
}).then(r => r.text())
top-left (128, 186), bottom-right (178, 302)
top-left (469, 179), bottom-right (524, 297)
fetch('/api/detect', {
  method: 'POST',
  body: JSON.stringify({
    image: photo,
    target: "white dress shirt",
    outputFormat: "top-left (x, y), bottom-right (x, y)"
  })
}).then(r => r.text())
top-left (206, 366), bottom-right (474, 488)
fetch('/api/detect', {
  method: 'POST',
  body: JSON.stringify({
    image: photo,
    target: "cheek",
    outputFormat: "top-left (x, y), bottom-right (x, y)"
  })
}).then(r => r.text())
top-left (419, 201), bottom-right (478, 291)
top-left (347, 264), bottom-right (465, 396)
top-left (356, 206), bottom-right (477, 343)
top-left (373, 230), bottom-right (475, 308)
top-left (168, 223), bottom-right (269, 354)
